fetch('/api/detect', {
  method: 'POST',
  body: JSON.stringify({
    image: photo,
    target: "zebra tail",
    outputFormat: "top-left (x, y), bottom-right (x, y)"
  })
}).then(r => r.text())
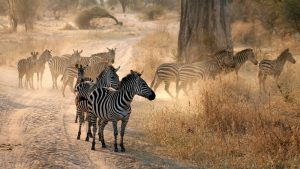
top-left (150, 71), bottom-right (158, 88)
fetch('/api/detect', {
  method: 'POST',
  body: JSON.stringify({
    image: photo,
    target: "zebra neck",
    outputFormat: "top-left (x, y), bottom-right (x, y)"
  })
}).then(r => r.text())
top-left (119, 86), bottom-right (135, 103)
top-left (235, 53), bottom-right (248, 67)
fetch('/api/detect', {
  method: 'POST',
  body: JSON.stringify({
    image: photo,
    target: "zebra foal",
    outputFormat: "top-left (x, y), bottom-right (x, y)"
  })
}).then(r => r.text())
top-left (258, 48), bottom-right (296, 93)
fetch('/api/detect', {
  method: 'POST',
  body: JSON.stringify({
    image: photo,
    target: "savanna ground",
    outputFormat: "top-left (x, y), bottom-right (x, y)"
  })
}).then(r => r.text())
top-left (0, 8), bottom-right (300, 169)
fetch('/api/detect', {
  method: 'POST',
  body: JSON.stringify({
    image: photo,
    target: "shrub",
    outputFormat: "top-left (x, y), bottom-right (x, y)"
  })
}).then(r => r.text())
top-left (132, 26), bottom-right (177, 81)
top-left (143, 5), bottom-right (164, 20)
top-left (140, 77), bottom-right (300, 168)
top-left (75, 6), bottom-right (121, 29)
top-left (283, 0), bottom-right (300, 31)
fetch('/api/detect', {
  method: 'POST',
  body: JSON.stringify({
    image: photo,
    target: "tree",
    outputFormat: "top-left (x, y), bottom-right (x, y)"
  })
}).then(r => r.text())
top-left (119, 0), bottom-right (128, 13)
top-left (177, 0), bottom-right (232, 63)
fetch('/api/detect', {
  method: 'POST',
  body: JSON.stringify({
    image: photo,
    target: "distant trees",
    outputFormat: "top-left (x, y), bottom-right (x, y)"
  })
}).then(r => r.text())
top-left (178, 0), bottom-right (232, 63)
top-left (7, 0), bottom-right (39, 32)
top-left (119, 0), bottom-right (128, 13)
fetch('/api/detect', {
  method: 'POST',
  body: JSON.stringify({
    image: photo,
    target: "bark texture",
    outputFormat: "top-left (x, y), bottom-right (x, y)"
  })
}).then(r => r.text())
top-left (178, 0), bottom-right (232, 63)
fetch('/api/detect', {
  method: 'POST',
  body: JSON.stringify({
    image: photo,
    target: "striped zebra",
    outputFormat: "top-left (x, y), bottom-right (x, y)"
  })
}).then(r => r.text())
top-left (176, 49), bottom-right (235, 97)
top-left (48, 50), bottom-right (82, 89)
top-left (33, 49), bottom-right (52, 88)
top-left (258, 48), bottom-right (296, 93)
top-left (89, 48), bottom-right (116, 65)
top-left (225, 48), bottom-right (258, 79)
top-left (17, 52), bottom-right (38, 88)
top-left (150, 63), bottom-right (183, 98)
top-left (61, 62), bottom-right (110, 97)
top-left (87, 70), bottom-right (155, 151)
top-left (75, 65), bottom-right (120, 140)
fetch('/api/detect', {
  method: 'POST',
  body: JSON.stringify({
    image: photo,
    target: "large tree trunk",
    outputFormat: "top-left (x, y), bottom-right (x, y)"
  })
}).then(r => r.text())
top-left (178, 0), bottom-right (232, 63)
top-left (8, 0), bottom-right (18, 32)
top-left (119, 0), bottom-right (128, 13)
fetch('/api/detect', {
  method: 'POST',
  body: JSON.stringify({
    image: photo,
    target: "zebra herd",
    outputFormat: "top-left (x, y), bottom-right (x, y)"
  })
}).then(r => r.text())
top-left (16, 47), bottom-right (296, 152)
top-left (151, 48), bottom-right (296, 97)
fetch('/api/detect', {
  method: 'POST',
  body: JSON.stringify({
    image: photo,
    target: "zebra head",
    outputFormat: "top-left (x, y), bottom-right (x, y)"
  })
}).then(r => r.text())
top-left (283, 48), bottom-right (296, 64)
top-left (40, 49), bottom-right (52, 62)
top-left (71, 49), bottom-right (83, 63)
top-left (106, 48), bottom-right (116, 64)
top-left (96, 65), bottom-right (120, 89)
top-left (128, 70), bottom-right (156, 101)
top-left (75, 64), bottom-right (88, 81)
top-left (244, 48), bottom-right (258, 65)
top-left (30, 51), bottom-right (39, 61)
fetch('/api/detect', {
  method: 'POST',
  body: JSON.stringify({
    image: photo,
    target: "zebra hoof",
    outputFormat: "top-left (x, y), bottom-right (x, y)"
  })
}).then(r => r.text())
top-left (101, 143), bottom-right (106, 148)
top-left (114, 143), bottom-right (118, 152)
top-left (77, 135), bottom-right (80, 140)
top-left (89, 133), bottom-right (93, 138)
top-left (85, 136), bottom-right (90, 142)
top-left (120, 144), bottom-right (125, 152)
top-left (91, 146), bottom-right (95, 150)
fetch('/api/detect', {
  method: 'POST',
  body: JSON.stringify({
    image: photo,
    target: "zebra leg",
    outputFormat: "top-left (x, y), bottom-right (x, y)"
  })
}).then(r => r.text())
top-left (98, 120), bottom-right (108, 148)
top-left (112, 120), bottom-right (119, 152)
top-left (77, 110), bottom-right (84, 140)
top-left (164, 82), bottom-right (174, 98)
top-left (91, 114), bottom-right (97, 150)
top-left (86, 113), bottom-right (93, 141)
top-left (62, 81), bottom-right (67, 97)
top-left (40, 72), bottom-right (43, 88)
top-left (262, 75), bottom-right (267, 93)
top-left (36, 73), bottom-right (39, 89)
top-left (120, 119), bottom-right (129, 152)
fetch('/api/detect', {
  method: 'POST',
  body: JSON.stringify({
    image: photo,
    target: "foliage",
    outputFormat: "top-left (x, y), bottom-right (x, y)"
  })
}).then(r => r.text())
top-left (143, 5), bottom-right (164, 20)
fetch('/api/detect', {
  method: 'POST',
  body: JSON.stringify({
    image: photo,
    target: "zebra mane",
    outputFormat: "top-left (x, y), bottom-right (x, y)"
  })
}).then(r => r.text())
top-left (96, 65), bottom-right (114, 80)
top-left (277, 48), bottom-right (290, 60)
top-left (214, 49), bottom-right (233, 56)
top-left (120, 71), bottom-right (140, 87)
top-left (235, 48), bottom-right (252, 56)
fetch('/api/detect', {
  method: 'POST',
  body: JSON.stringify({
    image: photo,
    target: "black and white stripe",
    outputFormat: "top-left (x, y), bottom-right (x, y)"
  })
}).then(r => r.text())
top-left (48, 50), bottom-right (82, 89)
top-left (61, 62), bottom-right (110, 96)
top-left (225, 48), bottom-right (258, 79)
top-left (75, 65), bottom-right (120, 141)
top-left (176, 49), bottom-right (235, 96)
top-left (258, 48), bottom-right (296, 92)
top-left (33, 49), bottom-right (52, 88)
top-left (150, 63), bottom-right (182, 98)
top-left (89, 48), bottom-right (116, 65)
top-left (87, 70), bottom-right (155, 152)
top-left (17, 52), bottom-right (38, 88)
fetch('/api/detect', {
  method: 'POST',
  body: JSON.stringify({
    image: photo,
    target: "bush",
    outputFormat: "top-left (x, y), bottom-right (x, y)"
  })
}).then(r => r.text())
top-left (75, 6), bottom-right (121, 29)
top-left (132, 26), bottom-right (177, 81)
top-left (140, 77), bottom-right (300, 168)
top-left (283, 0), bottom-right (300, 31)
top-left (143, 5), bottom-right (164, 20)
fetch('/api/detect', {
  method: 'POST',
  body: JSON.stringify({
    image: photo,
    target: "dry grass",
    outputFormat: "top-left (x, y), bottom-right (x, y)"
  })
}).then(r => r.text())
top-left (132, 25), bottom-right (177, 81)
top-left (137, 65), bottom-right (300, 168)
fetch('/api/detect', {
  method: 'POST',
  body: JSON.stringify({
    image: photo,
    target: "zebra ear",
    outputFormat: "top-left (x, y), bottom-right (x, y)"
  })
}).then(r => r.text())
top-left (115, 66), bottom-right (120, 72)
top-left (107, 47), bottom-right (110, 51)
top-left (79, 50), bottom-right (83, 54)
top-left (75, 64), bottom-right (78, 68)
top-left (130, 70), bottom-right (134, 74)
top-left (73, 49), bottom-right (75, 53)
top-left (31, 52), bottom-right (33, 55)
top-left (286, 48), bottom-right (289, 52)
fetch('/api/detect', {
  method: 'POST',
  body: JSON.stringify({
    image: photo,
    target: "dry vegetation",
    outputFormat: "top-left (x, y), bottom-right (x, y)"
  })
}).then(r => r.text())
top-left (137, 69), bottom-right (300, 168)
top-left (132, 24), bottom-right (177, 81)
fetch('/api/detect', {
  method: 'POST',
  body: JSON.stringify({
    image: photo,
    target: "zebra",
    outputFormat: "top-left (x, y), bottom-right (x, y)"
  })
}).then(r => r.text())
top-left (33, 49), bottom-right (52, 88)
top-left (75, 65), bottom-right (120, 140)
top-left (225, 48), bottom-right (258, 79)
top-left (258, 48), bottom-right (296, 93)
top-left (48, 50), bottom-right (82, 89)
top-left (176, 49), bottom-right (235, 97)
top-left (17, 51), bottom-right (38, 88)
top-left (87, 70), bottom-right (156, 151)
top-left (61, 61), bottom-right (110, 97)
top-left (150, 63), bottom-right (183, 98)
top-left (89, 48), bottom-right (116, 65)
